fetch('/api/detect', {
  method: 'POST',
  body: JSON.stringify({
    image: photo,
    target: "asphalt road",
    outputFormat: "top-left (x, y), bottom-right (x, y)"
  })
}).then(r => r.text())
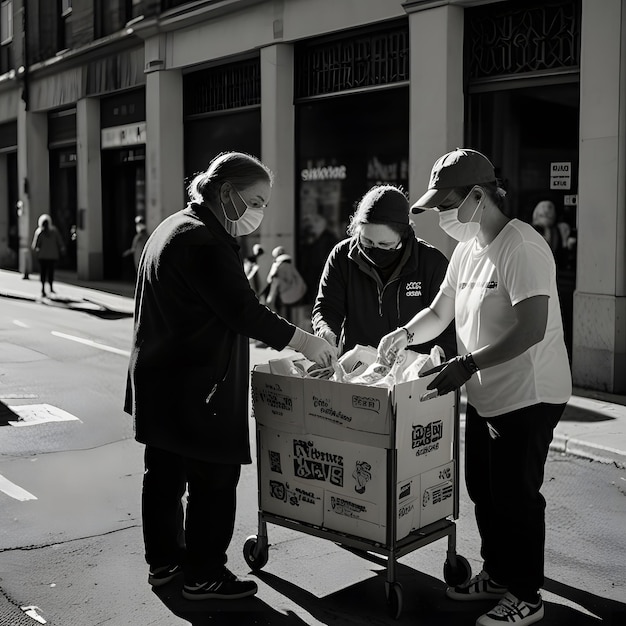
top-left (0, 294), bottom-right (624, 625)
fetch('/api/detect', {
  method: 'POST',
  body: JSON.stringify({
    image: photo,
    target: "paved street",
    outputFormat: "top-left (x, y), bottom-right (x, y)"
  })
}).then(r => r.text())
top-left (0, 269), bottom-right (624, 625)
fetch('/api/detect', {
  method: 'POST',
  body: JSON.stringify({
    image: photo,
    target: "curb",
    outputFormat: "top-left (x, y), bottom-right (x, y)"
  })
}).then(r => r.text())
top-left (550, 435), bottom-right (626, 468)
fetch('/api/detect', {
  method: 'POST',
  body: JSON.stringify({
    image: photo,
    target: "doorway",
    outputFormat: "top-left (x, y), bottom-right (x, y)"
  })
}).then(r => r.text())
top-left (101, 146), bottom-right (146, 281)
top-left (467, 82), bottom-right (579, 355)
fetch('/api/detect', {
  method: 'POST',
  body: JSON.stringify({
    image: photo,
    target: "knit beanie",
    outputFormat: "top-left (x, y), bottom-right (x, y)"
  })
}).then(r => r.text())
top-left (361, 186), bottom-right (409, 226)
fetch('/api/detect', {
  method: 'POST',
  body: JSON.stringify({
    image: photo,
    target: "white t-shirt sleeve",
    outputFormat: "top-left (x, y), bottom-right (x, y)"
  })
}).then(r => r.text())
top-left (440, 244), bottom-right (463, 299)
top-left (501, 241), bottom-right (553, 306)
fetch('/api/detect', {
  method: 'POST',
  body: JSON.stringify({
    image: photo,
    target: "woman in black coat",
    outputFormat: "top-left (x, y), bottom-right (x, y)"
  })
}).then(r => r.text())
top-left (124, 151), bottom-right (335, 601)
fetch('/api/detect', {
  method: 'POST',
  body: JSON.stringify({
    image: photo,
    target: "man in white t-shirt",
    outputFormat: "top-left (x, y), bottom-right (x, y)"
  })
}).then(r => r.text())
top-left (377, 148), bottom-right (571, 626)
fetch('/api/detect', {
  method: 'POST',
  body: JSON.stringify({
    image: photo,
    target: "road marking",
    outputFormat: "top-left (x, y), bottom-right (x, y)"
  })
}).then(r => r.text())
top-left (0, 474), bottom-right (37, 501)
top-left (7, 404), bottom-right (81, 427)
top-left (13, 319), bottom-right (29, 328)
top-left (51, 331), bottom-right (130, 357)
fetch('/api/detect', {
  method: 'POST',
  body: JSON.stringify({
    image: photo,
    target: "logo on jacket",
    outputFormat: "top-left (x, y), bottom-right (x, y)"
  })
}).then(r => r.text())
top-left (405, 281), bottom-right (422, 297)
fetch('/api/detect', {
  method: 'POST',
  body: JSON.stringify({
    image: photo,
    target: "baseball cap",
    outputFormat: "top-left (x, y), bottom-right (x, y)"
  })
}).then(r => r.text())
top-left (411, 148), bottom-right (496, 212)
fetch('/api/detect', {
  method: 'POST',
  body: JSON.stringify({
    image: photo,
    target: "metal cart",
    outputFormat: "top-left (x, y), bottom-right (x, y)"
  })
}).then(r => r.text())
top-left (244, 371), bottom-right (471, 619)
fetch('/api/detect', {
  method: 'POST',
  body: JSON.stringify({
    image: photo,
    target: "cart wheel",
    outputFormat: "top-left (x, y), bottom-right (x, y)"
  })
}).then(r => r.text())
top-left (243, 535), bottom-right (269, 572)
top-left (385, 581), bottom-right (403, 619)
top-left (443, 554), bottom-right (472, 586)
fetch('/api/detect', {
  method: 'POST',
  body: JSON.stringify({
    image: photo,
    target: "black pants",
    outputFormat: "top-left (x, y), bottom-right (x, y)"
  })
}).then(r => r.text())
top-left (39, 259), bottom-right (56, 288)
top-left (142, 445), bottom-right (241, 583)
top-left (465, 402), bottom-right (565, 602)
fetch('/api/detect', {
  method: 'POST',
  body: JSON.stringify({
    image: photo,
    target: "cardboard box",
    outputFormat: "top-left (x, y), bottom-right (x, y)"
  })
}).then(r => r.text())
top-left (302, 377), bottom-right (392, 447)
top-left (252, 366), bottom-right (305, 433)
top-left (394, 379), bottom-right (455, 481)
top-left (257, 426), bottom-right (387, 502)
top-left (322, 474), bottom-right (422, 544)
top-left (419, 461), bottom-right (455, 528)
top-left (257, 427), bottom-right (324, 525)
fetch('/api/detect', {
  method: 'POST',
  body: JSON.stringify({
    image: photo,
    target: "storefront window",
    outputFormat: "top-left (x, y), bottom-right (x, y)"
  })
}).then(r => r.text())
top-left (296, 86), bottom-right (409, 302)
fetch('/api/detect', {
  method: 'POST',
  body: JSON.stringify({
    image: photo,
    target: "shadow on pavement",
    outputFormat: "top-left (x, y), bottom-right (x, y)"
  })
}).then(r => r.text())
top-left (561, 405), bottom-right (616, 423)
top-left (151, 581), bottom-right (310, 625)
top-left (544, 577), bottom-right (626, 626)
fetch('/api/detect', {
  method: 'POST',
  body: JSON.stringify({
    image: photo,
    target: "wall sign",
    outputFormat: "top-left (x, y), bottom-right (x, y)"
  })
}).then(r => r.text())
top-left (550, 161), bottom-right (571, 189)
top-left (101, 122), bottom-right (146, 149)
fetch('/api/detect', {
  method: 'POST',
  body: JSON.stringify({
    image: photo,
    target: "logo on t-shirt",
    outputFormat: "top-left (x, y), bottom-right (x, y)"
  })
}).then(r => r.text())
top-left (405, 281), bottom-right (422, 297)
top-left (459, 280), bottom-right (498, 290)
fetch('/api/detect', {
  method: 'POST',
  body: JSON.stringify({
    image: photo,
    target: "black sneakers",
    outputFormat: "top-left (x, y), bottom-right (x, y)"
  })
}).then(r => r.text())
top-left (182, 568), bottom-right (258, 600)
top-left (446, 569), bottom-right (508, 601)
top-left (148, 563), bottom-right (182, 587)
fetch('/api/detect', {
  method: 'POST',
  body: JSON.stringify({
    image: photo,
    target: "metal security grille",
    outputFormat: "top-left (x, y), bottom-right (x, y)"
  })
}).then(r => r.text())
top-left (295, 22), bottom-right (409, 100)
top-left (183, 58), bottom-right (260, 117)
top-left (466, 0), bottom-right (580, 81)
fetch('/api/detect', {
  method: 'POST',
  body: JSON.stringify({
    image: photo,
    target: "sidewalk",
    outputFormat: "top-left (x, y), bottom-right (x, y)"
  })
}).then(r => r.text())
top-left (1, 267), bottom-right (625, 468)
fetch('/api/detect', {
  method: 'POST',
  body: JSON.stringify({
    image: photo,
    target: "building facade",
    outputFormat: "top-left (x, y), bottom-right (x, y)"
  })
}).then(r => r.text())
top-left (0, 0), bottom-right (624, 393)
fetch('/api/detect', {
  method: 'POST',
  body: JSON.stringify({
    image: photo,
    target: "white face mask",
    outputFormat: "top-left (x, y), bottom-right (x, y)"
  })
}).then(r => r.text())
top-left (221, 188), bottom-right (265, 237)
top-left (438, 188), bottom-right (485, 242)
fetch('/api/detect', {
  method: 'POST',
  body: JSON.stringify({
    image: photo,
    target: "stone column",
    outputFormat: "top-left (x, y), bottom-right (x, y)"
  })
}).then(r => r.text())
top-left (260, 43), bottom-right (296, 277)
top-left (404, 2), bottom-right (465, 258)
top-left (145, 66), bottom-right (184, 230)
top-left (573, 0), bottom-right (626, 392)
top-left (17, 100), bottom-right (49, 278)
top-left (76, 97), bottom-right (103, 280)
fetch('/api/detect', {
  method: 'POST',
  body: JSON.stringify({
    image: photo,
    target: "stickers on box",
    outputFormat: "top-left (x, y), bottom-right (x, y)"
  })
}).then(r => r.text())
top-left (323, 490), bottom-right (384, 543)
top-left (394, 377), bottom-right (455, 480)
top-left (302, 377), bottom-right (392, 447)
top-left (258, 426), bottom-right (387, 502)
top-left (419, 461), bottom-right (455, 528)
top-left (252, 366), bottom-right (305, 432)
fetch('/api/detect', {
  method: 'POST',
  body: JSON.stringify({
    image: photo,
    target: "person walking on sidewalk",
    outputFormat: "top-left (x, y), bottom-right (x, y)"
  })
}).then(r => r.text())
top-left (124, 151), bottom-right (336, 602)
top-left (31, 214), bottom-right (65, 297)
top-left (377, 148), bottom-right (571, 626)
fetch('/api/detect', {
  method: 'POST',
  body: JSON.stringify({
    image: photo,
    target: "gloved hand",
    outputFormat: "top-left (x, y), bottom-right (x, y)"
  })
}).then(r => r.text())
top-left (377, 327), bottom-right (409, 366)
top-left (289, 327), bottom-right (338, 368)
top-left (319, 329), bottom-right (338, 347)
top-left (422, 354), bottom-right (478, 396)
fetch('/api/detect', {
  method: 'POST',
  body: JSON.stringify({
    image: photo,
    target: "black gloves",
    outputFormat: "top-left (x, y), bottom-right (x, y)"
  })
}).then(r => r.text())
top-left (422, 353), bottom-right (479, 396)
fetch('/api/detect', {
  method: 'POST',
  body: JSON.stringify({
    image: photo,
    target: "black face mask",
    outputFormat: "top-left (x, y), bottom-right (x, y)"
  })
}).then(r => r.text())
top-left (359, 242), bottom-right (404, 269)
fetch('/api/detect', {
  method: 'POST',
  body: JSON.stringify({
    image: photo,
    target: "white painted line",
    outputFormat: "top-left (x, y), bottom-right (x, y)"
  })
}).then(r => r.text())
top-left (13, 319), bottom-right (29, 328)
top-left (20, 606), bottom-right (47, 623)
top-left (51, 331), bottom-right (130, 356)
top-left (7, 404), bottom-right (81, 427)
top-left (0, 474), bottom-right (37, 501)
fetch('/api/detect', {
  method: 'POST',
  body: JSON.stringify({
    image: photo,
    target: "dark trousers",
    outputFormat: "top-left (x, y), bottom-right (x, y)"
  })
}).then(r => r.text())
top-left (39, 259), bottom-right (56, 287)
top-left (142, 445), bottom-right (241, 583)
top-left (465, 402), bottom-right (565, 602)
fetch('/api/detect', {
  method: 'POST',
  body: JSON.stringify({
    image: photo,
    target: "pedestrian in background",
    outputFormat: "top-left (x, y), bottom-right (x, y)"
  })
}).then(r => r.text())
top-left (313, 184), bottom-right (456, 359)
top-left (264, 245), bottom-right (307, 322)
top-left (122, 215), bottom-right (150, 274)
top-left (124, 151), bottom-right (336, 602)
top-left (378, 149), bottom-right (571, 626)
top-left (243, 242), bottom-right (264, 295)
top-left (31, 213), bottom-right (65, 298)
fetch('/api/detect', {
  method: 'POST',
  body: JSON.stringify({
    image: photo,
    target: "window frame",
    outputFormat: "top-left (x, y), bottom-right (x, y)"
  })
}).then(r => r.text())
top-left (1, 0), bottom-right (13, 46)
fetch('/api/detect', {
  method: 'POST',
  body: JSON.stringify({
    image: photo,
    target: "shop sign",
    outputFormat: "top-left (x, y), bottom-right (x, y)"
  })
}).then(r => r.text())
top-left (101, 122), bottom-right (146, 148)
top-left (301, 164), bottom-right (347, 181)
top-left (550, 162), bottom-right (571, 189)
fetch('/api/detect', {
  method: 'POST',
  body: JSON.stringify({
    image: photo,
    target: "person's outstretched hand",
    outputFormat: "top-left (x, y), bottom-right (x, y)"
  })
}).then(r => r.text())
top-left (377, 327), bottom-right (409, 366)
top-left (289, 327), bottom-right (338, 368)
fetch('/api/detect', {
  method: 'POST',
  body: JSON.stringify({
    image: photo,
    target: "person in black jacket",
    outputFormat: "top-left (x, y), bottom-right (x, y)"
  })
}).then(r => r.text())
top-left (124, 151), bottom-right (336, 601)
top-left (312, 184), bottom-right (456, 359)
